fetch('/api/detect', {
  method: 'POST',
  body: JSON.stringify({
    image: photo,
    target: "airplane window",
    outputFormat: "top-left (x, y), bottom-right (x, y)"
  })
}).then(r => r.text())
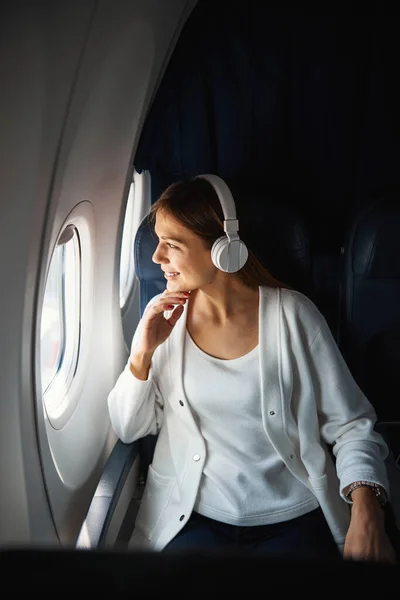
top-left (40, 226), bottom-right (81, 413)
top-left (119, 169), bottom-right (151, 309)
top-left (119, 181), bottom-right (136, 308)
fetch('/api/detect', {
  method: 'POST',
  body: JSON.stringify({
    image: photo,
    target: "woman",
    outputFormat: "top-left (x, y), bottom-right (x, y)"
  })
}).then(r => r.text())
top-left (108, 175), bottom-right (396, 562)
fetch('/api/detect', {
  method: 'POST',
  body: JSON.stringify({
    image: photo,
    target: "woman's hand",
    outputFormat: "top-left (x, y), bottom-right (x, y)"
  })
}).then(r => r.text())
top-left (343, 487), bottom-right (397, 564)
top-left (132, 290), bottom-right (191, 357)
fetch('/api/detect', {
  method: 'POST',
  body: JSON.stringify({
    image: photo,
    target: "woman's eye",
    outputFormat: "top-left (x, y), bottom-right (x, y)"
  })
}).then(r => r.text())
top-left (167, 243), bottom-right (177, 249)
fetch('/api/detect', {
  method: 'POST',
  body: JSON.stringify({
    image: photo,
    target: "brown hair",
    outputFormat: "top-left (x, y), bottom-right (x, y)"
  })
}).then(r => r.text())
top-left (149, 178), bottom-right (288, 290)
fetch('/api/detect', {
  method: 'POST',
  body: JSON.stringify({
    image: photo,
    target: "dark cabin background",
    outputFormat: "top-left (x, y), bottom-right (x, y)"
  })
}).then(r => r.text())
top-left (132, 1), bottom-right (400, 512)
top-left (134, 0), bottom-right (399, 386)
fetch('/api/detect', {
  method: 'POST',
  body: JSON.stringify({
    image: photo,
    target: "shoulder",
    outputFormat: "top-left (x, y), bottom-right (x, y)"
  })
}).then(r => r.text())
top-left (281, 288), bottom-right (322, 319)
top-left (260, 286), bottom-right (326, 337)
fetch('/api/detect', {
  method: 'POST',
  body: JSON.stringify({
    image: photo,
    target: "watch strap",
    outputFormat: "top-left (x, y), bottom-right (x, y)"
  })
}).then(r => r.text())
top-left (345, 480), bottom-right (387, 508)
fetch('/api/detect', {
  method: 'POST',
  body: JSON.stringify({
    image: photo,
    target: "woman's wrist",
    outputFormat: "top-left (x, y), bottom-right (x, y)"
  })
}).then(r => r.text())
top-left (129, 352), bottom-right (153, 381)
top-left (344, 480), bottom-right (387, 508)
top-left (349, 487), bottom-right (386, 527)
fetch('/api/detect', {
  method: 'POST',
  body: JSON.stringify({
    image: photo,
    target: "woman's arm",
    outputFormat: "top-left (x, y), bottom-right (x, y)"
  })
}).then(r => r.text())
top-left (307, 319), bottom-right (390, 497)
top-left (343, 486), bottom-right (397, 563)
top-left (107, 352), bottom-right (164, 444)
top-left (305, 313), bottom-right (395, 562)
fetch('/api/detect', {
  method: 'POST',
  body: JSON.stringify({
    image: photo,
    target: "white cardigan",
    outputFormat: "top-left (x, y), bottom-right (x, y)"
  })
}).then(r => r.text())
top-left (107, 286), bottom-right (389, 552)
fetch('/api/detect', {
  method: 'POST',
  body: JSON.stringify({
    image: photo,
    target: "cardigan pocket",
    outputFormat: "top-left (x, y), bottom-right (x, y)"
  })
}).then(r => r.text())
top-left (134, 464), bottom-right (176, 541)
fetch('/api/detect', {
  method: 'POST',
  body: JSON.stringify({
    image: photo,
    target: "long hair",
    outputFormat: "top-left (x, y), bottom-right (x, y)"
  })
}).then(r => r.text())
top-left (149, 178), bottom-right (289, 290)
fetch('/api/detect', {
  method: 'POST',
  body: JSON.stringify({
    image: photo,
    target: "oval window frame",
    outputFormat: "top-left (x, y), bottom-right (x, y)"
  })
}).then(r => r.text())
top-left (39, 201), bottom-right (95, 430)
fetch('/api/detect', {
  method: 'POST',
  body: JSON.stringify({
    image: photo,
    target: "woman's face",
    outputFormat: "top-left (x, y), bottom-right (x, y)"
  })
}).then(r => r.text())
top-left (152, 210), bottom-right (217, 292)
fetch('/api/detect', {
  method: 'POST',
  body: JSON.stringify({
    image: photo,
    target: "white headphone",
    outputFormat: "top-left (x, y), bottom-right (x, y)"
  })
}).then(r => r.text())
top-left (196, 174), bottom-right (248, 273)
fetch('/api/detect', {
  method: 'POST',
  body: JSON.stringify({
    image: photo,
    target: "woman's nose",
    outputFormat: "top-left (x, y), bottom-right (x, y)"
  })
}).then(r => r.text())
top-left (152, 245), bottom-right (164, 264)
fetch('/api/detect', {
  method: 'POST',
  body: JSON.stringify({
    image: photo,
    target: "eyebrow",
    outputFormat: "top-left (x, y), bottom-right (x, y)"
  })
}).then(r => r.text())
top-left (154, 231), bottom-right (187, 246)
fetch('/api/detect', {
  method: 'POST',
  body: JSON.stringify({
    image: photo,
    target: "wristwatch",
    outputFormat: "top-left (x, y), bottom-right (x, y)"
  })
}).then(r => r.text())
top-left (345, 480), bottom-right (388, 508)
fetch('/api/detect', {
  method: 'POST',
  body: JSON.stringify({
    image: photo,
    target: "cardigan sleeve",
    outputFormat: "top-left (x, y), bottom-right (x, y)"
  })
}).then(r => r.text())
top-left (308, 319), bottom-right (390, 501)
top-left (107, 295), bottom-right (165, 443)
top-left (107, 356), bottom-right (164, 444)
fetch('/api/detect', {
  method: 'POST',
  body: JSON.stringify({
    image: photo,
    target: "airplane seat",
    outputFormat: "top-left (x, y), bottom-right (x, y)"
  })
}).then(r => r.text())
top-left (339, 197), bottom-right (400, 540)
top-left (133, 212), bottom-right (167, 484)
top-left (78, 195), bottom-right (400, 550)
top-left (340, 197), bottom-right (400, 425)
top-left (238, 196), bottom-right (314, 300)
top-left (77, 193), bottom-right (314, 549)
top-left (133, 210), bottom-right (166, 317)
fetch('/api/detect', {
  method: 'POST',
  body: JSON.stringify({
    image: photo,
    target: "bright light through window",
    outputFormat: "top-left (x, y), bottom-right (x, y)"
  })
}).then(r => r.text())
top-left (119, 170), bottom-right (152, 309)
top-left (119, 182), bottom-right (136, 308)
top-left (40, 246), bottom-right (63, 391)
top-left (40, 227), bottom-right (81, 411)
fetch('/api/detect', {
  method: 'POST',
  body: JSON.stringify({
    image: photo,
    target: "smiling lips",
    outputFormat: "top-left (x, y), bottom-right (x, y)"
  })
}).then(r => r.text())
top-left (164, 272), bottom-right (180, 279)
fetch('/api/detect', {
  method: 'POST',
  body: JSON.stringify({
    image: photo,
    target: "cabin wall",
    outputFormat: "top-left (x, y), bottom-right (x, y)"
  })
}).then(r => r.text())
top-left (0, 0), bottom-right (197, 547)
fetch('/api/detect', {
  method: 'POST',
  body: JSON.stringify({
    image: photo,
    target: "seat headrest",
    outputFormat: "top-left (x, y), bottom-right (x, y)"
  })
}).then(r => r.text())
top-left (134, 213), bottom-right (164, 315)
top-left (352, 200), bottom-right (400, 279)
top-left (238, 199), bottom-right (312, 296)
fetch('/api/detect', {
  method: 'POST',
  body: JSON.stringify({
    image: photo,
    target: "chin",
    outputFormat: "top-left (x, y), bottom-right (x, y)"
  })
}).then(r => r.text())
top-left (166, 279), bottom-right (182, 291)
top-left (167, 279), bottom-right (193, 293)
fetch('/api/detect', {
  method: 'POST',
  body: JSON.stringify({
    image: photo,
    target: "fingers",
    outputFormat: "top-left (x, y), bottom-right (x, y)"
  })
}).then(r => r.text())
top-left (161, 290), bottom-right (191, 300)
top-left (147, 292), bottom-right (190, 317)
top-left (167, 303), bottom-right (185, 327)
top-left (158, 291), bottom-right (190, 309)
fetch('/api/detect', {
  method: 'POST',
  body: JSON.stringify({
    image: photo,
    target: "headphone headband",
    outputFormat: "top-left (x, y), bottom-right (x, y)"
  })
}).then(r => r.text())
top-left (195, 174), bottom-right (238, 231)
top-left (194, 174), bottom-right (248, 273)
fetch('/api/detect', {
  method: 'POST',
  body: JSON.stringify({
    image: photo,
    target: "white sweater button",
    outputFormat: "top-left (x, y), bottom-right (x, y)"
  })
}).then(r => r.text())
top-left (193, 454), bottom-right (201, 462)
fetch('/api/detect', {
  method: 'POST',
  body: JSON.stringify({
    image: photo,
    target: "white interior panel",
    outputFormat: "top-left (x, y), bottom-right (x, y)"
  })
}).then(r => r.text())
top-left (0, 0), bottom-right (197, 547)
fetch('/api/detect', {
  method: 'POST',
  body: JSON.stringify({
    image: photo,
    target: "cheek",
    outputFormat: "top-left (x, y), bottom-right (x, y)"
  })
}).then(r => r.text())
top-left (181, 250), bottom-right (214, 277)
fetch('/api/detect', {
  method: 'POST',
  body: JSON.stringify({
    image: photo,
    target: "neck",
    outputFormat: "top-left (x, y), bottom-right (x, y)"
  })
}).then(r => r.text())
top-left (192, 276), bottom-right (258, 324)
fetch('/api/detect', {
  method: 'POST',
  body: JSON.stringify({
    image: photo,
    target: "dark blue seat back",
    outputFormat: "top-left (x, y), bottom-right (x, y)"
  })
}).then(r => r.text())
top-left (133, 214), bottom-right (165, 477)
top-left (238, 197), bottom-right (314, 300)
top-left (134, 212), bottom-right (165, 315)
top-left (340, 198), bottom-right (400, 422)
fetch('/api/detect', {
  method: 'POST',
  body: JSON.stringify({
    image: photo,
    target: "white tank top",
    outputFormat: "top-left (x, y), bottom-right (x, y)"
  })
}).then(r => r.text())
top-left (183, 330), bottom-right (319, 526)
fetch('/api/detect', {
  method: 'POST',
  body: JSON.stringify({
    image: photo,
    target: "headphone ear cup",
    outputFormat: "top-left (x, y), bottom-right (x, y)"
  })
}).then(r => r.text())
top-left (211, 236), bottom-right (229, 270)
top-left (211, 236), bottom-right (249, 273)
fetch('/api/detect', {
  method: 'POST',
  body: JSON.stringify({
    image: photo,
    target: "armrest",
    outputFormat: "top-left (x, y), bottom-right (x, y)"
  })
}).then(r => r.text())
top-left (76, 439), bottom-right (140, 549)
